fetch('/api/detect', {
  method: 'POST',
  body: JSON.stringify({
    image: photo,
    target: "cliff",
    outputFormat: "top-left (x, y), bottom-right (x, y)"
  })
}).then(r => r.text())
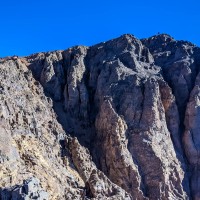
top-left (1, 33), bottom-right (200, 199)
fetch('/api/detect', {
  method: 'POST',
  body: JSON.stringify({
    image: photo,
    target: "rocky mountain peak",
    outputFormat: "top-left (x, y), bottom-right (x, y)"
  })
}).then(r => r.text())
top-left (0, 34), bottom-right (200, 199)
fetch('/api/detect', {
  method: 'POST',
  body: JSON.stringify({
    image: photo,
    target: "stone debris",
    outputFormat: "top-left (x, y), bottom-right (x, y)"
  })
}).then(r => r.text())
top-left (1, 177), bottom-right (48, 200)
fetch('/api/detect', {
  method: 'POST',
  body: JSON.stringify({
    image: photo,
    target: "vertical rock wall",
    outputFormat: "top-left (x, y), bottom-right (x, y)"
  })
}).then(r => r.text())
top-left (1, 33), bottom-right (200, 199)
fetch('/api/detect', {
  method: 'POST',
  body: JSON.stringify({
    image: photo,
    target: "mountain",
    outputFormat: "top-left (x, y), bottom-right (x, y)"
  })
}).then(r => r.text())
top-left (0, 34), bottom-right (200, 200)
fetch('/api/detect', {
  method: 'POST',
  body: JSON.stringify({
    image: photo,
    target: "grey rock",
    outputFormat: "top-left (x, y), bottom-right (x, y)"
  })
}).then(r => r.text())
top-left (1, 33), bottom-right (200, 199)
top-left (69, 138), bottom-right (132, 199)
top-left (0, 58), bottom-right (85, 199)
top-left (0, 177), bottom-right (48, 200)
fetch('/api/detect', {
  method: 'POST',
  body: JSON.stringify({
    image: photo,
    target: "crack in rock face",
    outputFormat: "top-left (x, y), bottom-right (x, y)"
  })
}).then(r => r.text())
top-left (0, 33), bottom-right (200, 199)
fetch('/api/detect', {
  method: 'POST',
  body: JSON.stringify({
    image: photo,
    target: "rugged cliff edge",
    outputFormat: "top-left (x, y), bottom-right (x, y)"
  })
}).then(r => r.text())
top-left (0, 34), bottom-right (200, 199)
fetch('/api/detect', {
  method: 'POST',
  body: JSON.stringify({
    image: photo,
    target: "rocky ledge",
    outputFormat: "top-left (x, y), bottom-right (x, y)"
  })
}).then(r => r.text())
top-left (0, 33), bottom-right (200, 199)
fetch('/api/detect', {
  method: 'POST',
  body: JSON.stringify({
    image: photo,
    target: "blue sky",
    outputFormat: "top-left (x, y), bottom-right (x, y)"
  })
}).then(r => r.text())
top-left (0, 0), bottom-right (199, 57)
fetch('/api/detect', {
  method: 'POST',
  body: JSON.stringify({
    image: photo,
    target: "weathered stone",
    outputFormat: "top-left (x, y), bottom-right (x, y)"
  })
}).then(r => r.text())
top-left (1, 33), bottom-right (200, 199)
top-left (1, 177), bottom-right (48, 200)
top-left (69, 138), bottom-right (132, 199)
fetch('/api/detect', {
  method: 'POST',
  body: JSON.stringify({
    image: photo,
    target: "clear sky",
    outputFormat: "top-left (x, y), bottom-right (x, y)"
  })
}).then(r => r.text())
top-left (0, 0), bottom-right (199, 57)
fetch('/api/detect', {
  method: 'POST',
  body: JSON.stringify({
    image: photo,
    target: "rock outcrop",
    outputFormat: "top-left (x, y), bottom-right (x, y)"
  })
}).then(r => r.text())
top-left (1, 177), bottom-right (48, 200)
top-left (1, 33), bottom-right (200, 199)
top-left (0, 58), bottom-right (85, 199)
top-left (69, 138), bottom-right (131, 199)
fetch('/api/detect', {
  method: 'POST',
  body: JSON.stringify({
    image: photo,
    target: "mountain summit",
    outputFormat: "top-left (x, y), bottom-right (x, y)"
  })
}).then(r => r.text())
top-left (0, 34), bottom-right (200, 199)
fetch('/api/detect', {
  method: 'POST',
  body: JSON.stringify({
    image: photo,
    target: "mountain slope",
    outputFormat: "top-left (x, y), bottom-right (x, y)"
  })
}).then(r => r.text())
top-left (0, 34), bottom-right (200, 199)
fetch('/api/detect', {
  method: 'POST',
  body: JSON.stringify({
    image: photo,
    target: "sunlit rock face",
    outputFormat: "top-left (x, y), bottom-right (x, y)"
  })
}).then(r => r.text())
top-left (1, 33), bottom-right (200, 199)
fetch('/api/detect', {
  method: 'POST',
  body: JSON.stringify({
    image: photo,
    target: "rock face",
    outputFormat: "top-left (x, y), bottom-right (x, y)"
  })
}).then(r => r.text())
top-left (1, 177), bottom-right (48, 200)
top-left (0, 33), bottom-right (200, 199)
